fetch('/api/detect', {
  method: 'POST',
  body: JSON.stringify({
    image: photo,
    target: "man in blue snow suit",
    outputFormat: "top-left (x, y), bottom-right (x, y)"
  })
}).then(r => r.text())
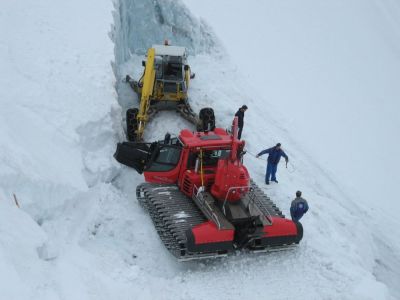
top-left (290, 191), bottom-right (309, 222)
top-left (256, 143), bottom-right (288, 184)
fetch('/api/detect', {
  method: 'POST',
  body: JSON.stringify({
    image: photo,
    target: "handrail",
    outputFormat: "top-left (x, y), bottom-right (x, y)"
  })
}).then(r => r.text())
top-left (192, 185), bottom-right (222, 229)
top-left (222, 185), bottom-right (249, 215)
top-left (222, 185), bottom-right (272, 225)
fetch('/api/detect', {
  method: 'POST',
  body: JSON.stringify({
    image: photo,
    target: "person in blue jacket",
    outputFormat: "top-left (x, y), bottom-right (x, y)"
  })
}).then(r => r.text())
top-left (256, 143), bottom-right (288, 184)
top-left (290, 191), bottom-right (309, 222)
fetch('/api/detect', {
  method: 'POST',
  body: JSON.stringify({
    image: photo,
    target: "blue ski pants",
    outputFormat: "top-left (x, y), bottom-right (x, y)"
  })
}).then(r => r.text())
top-left (266, 163), bottom-right (278, 182)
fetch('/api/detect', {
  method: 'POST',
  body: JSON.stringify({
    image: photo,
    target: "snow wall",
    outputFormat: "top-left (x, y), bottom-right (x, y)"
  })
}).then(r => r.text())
top-left (112, 0), bottom-right (217, 64)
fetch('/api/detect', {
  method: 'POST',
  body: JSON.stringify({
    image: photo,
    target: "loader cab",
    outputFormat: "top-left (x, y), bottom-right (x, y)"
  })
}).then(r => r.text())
top-left (152, 45), bottom-right (190, 100)
top-left (163, 56), bottom-right (184, 81)
top-left (154, 55), bottom-right (184, 81)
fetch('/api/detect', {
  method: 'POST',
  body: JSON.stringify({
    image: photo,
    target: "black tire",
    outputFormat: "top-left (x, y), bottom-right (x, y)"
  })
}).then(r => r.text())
top-left (198, 107), bottom-right (215, 131)
top-left (126, 108), bottom-right (139, 141)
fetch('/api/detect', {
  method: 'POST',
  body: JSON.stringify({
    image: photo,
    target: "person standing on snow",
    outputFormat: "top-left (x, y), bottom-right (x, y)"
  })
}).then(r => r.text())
top-left (290, 191), bottom-right (309, 222)
top-left (235, 105), bottom-right (248, 140)
top-left (256, 143), bottom-right (288, 184)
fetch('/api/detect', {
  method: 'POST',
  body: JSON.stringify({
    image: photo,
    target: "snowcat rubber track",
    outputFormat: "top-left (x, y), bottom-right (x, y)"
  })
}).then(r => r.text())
top-left (248, 179), bottom-right (285, 218)
top-left (136, 183), bottom-right (221, 261)
top-left (136, 181), bottom-right (293, 261)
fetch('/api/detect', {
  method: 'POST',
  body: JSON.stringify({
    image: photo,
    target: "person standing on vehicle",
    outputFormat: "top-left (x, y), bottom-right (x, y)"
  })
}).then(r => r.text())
top-left (235, 105), bottom-right (248, 140)
top-left (256, 143), bottom-right (288, 184)
top-left (290, 191), bottom-right (309, 222)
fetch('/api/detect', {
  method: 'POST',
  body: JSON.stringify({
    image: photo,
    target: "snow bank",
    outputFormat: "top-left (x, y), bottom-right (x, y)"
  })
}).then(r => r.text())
top-left (0, 197), bottom-right (46, 300)
top-left (112, 0), bottom-right (217, 60)
top-left (0, 0), bottom-right (120, 298)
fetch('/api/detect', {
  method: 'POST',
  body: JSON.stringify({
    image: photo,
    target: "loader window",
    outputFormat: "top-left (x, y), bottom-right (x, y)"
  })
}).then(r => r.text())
top-left (155, 62), bottom-right (163, 79)
top-left (146, 145), bottom-right (181, 172)
top-left (163, 58), bottom-right (183, 81)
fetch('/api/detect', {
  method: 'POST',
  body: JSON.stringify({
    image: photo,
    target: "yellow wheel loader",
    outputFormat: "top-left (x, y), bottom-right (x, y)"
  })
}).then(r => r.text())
top-left (125, 44), bottom-right (215, 141)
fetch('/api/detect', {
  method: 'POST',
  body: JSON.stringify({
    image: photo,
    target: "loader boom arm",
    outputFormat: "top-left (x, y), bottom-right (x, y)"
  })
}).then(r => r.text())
top-left (137, 48), bottom-right (156, 140)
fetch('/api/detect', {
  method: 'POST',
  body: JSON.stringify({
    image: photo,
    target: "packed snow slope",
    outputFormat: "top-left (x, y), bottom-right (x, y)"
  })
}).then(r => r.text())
top-left (0, 0), bottom-right (399, 299)
top-left (184, 0), bottom-right (400, 217)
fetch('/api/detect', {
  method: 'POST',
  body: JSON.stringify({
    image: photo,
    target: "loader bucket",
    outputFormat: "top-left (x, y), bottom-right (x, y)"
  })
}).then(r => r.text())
top-left (114, 142), bottom-right (153, 174)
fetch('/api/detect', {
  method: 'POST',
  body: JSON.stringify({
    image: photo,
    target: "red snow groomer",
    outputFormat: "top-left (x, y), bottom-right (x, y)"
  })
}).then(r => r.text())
top-left (114, 118), bottom-right (303, 260)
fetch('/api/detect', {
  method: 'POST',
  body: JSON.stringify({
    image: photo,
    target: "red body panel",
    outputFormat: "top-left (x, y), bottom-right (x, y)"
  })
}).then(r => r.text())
top-left (191, 221), bottom-right (234, 244)
top-left (180, 169), bottom-right (216, 197)
top-left (144, 162), bottom-right (182, 184)
top-left (263, 217), bottom-right (298, 237)
top-left (211, 159), bottom-right (250, 202)
top-left (179, 129), bottom-right (232, 149)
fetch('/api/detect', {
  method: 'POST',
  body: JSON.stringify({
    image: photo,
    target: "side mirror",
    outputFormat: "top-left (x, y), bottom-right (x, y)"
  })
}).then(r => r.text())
top-left (142, 60), bottom-right (146, 67)
top-left (190, 73), bottom-right (196, 79)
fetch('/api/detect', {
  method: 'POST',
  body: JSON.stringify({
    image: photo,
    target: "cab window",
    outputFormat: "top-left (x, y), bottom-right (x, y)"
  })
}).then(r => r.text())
top-left (187, 149), bottom-right (230, 169)
top-left (146, 145), bottom-right (182, 172)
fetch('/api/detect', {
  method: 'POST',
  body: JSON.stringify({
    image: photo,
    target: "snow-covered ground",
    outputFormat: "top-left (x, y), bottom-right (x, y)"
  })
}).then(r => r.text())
top-left (183, 0), bottom-right (400, 220)
top-left (1, 0), bottom-right (399, 299)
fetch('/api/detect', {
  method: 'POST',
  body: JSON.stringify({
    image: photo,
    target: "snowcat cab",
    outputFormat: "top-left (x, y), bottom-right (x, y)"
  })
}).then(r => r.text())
top-left (124, 44), bottom-right (213, 142)
top-left (114, 118), bottom-right (303, 260)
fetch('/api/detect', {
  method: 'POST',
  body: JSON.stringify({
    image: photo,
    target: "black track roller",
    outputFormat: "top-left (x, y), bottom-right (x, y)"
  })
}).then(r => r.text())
top-left (126, 108), bottom-right (139, 141)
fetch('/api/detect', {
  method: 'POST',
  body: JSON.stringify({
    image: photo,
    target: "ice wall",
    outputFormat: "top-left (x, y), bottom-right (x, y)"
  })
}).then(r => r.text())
top-left (112, 0), bottom-right (218, 66)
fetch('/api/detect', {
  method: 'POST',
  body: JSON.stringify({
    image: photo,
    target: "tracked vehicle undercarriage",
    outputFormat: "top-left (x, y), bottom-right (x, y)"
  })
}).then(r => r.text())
top-left (136, 181), bottom-right (302, 260)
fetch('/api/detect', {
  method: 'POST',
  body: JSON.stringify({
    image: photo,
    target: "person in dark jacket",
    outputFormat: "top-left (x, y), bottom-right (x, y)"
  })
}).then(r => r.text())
top-left (290, 191), bottom-right (309, 222)
top-left (234, 105), bottom-right (248, 140)
top-left (256, 143), bottom-right (288, 184)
